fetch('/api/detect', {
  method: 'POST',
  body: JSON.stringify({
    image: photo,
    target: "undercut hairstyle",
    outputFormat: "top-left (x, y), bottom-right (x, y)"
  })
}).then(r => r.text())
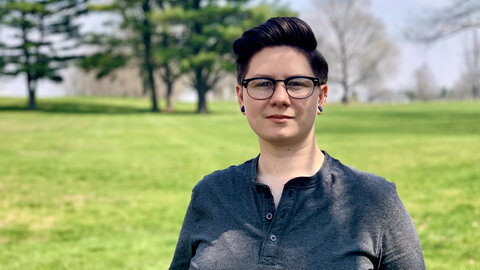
top-left (233, 17), bottom-right (329, 85)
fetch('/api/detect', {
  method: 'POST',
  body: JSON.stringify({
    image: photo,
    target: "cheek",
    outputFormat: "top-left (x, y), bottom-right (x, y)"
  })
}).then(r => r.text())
top-left (244, 103), bottom-right (263, 126)
top-left (246, 110), bottom-right (261, 126)
top-left (297, 99), bottom-right (317, 118)
top-left (297, 104), bottom-right (319, 129)
top-left (301, 108), bottom-right (316, 124)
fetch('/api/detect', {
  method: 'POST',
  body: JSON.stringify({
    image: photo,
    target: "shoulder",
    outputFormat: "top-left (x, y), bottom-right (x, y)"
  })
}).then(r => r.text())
top-left (324, 154), bottom-right (411, 229)
top-left (326, 154), bottom-right (399, 206)
top-left (192, 157), bottom-right (256, 195)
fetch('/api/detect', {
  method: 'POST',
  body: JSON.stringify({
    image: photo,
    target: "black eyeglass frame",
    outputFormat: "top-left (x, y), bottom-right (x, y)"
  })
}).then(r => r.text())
top-left (241, 76), bottom-right (323, 100)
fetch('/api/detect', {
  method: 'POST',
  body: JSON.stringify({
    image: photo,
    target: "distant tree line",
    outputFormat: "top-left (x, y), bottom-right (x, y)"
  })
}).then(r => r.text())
top-left (1, 0), bottom-right (478, 111)
top-left (0, 0), bottom-right (293, 112)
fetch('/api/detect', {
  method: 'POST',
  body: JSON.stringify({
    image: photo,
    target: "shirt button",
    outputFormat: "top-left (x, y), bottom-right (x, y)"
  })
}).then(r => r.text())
top-left (265, 213), bottom-right (273, 220)
top-left (269, 234), bottom-right (277, 242)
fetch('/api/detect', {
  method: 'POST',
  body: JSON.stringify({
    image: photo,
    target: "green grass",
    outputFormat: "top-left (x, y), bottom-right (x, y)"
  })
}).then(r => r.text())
top-left (0, 97), bottom-right (479, 269)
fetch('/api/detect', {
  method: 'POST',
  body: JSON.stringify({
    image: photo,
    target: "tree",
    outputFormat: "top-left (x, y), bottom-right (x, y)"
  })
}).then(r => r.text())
top-left (412, 63), bottom-right (438, 101)
top-left (82, 0), bottom-right (292, 113)
top-left (308, 0), bottom-right (397, 104)
top-left (406, 0), bottom-right (480, 42)
top-left (157, 3), bottom-right (294, 113)
top-left (0, 9), bottom-right (6, 73)
top-left (0, 41), bottom-right (5, 74)
top-left (154, 22), bottom-right (185, 112)
top-left (463, 30), bottom-right (480, 99)
top-left (405, 0), bottom-right (480, 100)
top-left (80, 0), bottom-right (160, 112)
top-left (0, 0), bottom-right (87, 110)
top-left (454, 30), bottom-right (480, 99)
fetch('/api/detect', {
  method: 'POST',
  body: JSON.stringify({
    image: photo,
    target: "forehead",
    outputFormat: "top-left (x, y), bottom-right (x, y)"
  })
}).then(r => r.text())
top-left (246, 46), bottom-right (314, 78)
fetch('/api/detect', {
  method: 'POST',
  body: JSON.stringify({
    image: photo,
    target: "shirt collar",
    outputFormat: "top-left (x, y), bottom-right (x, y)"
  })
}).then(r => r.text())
top-left (248, 150), bottom-right (332, 189)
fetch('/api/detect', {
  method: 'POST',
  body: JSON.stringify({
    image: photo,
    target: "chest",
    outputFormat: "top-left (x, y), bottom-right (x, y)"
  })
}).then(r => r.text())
top-left (190, 187), bottom-right (382, 269)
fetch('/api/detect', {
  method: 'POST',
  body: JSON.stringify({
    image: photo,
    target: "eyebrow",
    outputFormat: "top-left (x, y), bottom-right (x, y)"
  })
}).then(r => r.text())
top-left (249, 74), bottom-right (313, 78)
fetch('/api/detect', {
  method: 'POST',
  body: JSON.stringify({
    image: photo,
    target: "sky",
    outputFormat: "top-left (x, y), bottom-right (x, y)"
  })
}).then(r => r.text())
top-left (293, 0), bottom-right (464, 92)
top-left (0, 0), bottom-right (467, 98)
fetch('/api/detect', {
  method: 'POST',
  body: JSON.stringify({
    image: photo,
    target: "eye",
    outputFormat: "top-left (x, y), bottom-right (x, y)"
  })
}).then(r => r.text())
top-left (287, 78), bottom-right (313, 89)
top-left (250, 79), bottom-right (274, 89)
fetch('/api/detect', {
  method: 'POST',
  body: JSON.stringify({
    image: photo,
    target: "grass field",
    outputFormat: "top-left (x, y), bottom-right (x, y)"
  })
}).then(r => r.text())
top-left (0, 97), bottom-right (479, 269)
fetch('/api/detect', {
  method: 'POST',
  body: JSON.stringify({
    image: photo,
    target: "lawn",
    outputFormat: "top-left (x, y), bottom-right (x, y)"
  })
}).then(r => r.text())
top-left (0, 97), bottom-right (479, 269)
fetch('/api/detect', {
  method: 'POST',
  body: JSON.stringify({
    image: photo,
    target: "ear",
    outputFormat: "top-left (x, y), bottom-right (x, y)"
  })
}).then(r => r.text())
top-left (236, 84), bottom-right (245, 114)
top-left (317, 84), bottom-right (328, 115)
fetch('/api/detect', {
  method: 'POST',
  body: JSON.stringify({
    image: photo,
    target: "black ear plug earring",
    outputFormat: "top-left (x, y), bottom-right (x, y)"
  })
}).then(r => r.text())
top-left (241, 106), bottom-right (245, 113)
top-left (318, 106), bottom-right (323, 113)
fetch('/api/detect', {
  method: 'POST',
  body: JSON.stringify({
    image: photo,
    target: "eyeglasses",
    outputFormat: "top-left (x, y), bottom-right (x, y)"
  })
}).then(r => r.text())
top-left (242, 76), bottom-right (322, 100)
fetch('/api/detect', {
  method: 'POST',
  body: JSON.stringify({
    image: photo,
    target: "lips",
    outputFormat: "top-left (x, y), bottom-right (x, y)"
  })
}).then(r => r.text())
top-left (266, 114), bottom-right (294, 123)
top-left (267, 114), bottom-right (293, 119)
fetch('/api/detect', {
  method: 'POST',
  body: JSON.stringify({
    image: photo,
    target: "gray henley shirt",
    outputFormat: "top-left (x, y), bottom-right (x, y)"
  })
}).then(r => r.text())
top-left (169, 152), bottom-right (425, 269)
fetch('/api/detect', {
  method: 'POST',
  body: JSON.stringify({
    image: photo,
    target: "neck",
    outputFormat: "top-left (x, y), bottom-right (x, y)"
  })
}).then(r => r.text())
top-left (257, 132), bottom-right (324, 184)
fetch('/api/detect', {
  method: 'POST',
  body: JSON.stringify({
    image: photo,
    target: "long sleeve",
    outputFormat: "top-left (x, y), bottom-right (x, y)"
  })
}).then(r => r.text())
top-left (169, 189), bottom-right (199, 270)
top-left (379, 190), bottom-right (425, 270)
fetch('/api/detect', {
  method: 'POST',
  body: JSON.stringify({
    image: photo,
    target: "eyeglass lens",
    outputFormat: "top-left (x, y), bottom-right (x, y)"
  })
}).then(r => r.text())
top-left (246, 77), bottom-right (315, 99)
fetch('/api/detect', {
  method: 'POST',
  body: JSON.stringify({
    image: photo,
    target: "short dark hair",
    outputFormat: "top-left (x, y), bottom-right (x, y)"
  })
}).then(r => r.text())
top-left (233, 17), bottom-right (328, 85)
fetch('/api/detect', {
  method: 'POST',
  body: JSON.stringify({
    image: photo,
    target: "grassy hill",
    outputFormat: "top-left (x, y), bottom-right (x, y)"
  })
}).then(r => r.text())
top-left (0, 97), bottom-right (479, 269)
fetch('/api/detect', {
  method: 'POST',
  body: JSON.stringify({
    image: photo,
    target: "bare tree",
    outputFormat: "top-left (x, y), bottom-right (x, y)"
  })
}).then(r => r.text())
top-left (463, 30), bottom-right (480, 98)
top-left (453, 30), bottom-right (480, 99)
top-left (405, 1), bottom-right (480, 100)
top-left (406, 0), bottom-right (480, 42)
top-left (308, 0), bottom-right (398, 104)
top-left (413, 63), bottom-right (439, 101)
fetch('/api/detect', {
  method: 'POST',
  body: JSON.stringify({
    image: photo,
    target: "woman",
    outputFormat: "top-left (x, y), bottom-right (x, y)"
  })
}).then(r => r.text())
top-left (170, 17), bottom-right (425, 269)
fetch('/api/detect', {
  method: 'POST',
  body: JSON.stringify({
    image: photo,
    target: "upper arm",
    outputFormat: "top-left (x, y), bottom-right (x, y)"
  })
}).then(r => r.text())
top-left (169, 189), bottom-right (200, 270)
top-left (379, 191), bottom-right (425, 270)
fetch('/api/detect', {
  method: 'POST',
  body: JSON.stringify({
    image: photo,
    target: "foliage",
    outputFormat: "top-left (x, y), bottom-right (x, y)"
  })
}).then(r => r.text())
top-left (81, 0), bottom-right (294, 113)
top-left (0, 97), bottom-right (479, 269)
top-left (80, 0), bottom-right (161, 111)
top-left (154, 1), bottom-right (295, 112)
top-left (0, 0), bottom-right (88, 110)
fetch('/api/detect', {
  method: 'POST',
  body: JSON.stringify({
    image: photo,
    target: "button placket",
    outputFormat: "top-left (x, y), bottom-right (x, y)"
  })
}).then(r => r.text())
top-left (258, 185), bottom-right (280, 265)
top-left (269, 234), bottom-right (277, 242)
top-left (262, 189), bottom-right (276, 232)
top-left (259, 188), bottom-right (298, 265)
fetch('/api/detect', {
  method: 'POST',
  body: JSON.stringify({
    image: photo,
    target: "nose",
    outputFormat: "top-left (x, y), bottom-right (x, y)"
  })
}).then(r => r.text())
top-left (269, 82), bottom-right (291, 107)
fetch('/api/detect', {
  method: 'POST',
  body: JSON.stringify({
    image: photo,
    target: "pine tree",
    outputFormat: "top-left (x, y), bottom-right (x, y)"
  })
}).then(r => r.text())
top-left (157, 2), bottom-right (294, 113)
top-left (0, 0), bottom-right (87, 110)
top-left (81, 0), bottom-right (293, 113)
top-left (80, 0), bottom-right (160, 112)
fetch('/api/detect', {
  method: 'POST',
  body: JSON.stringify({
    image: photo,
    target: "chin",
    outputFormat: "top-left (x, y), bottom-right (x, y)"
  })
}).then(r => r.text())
top-left (259, 131), bottom-right (300, 145)
top-left (256, 125), bottom-right (315, 146)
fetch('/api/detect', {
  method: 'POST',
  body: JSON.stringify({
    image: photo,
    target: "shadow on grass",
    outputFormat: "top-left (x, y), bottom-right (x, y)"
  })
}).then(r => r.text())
top-left (0, 101), bottom-right (232, 116)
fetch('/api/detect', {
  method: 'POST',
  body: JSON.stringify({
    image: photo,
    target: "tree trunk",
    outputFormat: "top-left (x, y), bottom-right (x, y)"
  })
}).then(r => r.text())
top-left (28, 90), bottom-right (36, 110)
top-left (142, 70), bottom-right (149, 96)
top-left (339, 28), bottom-right (349, 104)
top-left (341, 81), bottom-right (350, 104)
top-left (147, 64), bottom-right (158, 112)
top-left (165, 81), bottom-right (174, 112)
top-left (472, 30), bottom-right (479, 99)
top-left (194, 69), bottom-right (209, 113)
top-left (27, 76), bottom-right (36, 110)
top-left (142, 0), bottom-right (159, 112)
top-left (197, 87), bottom-right (208, 113)
top-left (20, 11), bottom-right (36, 110)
